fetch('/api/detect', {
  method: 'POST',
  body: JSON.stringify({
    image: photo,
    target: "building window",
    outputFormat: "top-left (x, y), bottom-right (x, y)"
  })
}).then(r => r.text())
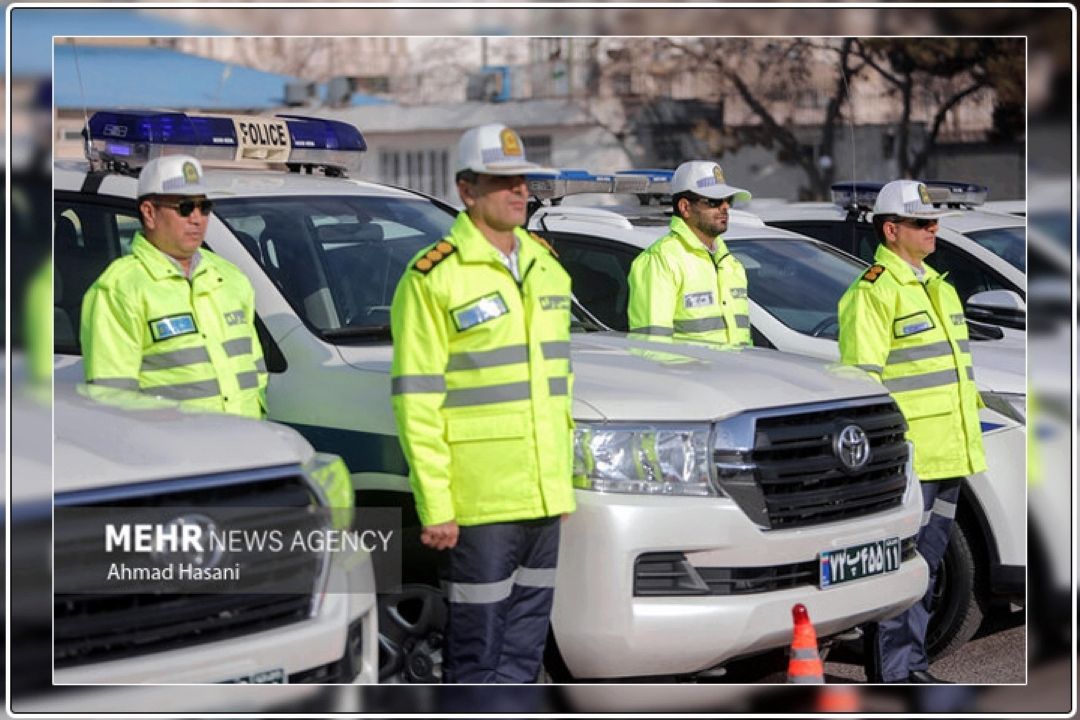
top-left (521, 135), bottom-right (552, 166)
top-left (378, 148), bottom-right (452, 199)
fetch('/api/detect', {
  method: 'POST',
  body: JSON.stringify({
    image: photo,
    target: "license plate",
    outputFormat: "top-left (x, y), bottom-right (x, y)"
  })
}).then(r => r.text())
top-left (819, 537), bottom-right (901, 588)
top-left (220, 668), bottom-right (286, 684)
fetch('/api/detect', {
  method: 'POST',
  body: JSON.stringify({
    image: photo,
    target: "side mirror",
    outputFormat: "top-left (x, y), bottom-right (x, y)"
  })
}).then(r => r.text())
top-left (966, 290), bottom-right (1026, 330)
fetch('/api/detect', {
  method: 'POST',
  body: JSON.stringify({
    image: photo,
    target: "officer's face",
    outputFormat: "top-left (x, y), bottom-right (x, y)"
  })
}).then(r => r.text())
top-left (885, 216), bottom-right (938, 263)
top-left (140, 194), bottom-right (210, 261)
top-left (459, 174), bottom-right (528, 232)
top-left (680, 194), bottom-right (732, 238)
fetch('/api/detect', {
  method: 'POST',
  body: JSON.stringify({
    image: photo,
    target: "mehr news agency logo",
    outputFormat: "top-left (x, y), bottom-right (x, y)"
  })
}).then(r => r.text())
top-left (102, 515), bottom-right (394, 583)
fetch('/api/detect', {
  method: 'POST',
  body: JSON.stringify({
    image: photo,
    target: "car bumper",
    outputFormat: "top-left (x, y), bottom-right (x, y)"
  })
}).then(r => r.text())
top-left (552, 480), bottom-right (926, 679)
top-left (54, 549), bottom-right (377, 687)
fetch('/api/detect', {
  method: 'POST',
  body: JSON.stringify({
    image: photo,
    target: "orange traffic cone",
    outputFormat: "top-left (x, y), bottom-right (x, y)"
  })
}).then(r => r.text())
top-left (787, 603), bottom-right (824, 683)
top-left (815, 685), bottom-right (861, 712)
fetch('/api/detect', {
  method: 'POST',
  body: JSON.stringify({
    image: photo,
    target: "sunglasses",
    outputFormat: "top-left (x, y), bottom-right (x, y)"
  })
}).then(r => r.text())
top-left (889, 217), bottom-right (937, 229)
top-left (155, 198), bottom-right (214, 217)
top-left (693, 196), bottom-right (732, 209)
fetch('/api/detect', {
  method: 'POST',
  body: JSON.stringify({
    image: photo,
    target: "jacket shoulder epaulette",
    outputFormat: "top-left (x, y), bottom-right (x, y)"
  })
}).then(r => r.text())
top-left (528, 231), bottom-right (559, 259)
top-left (412, 240), bottom-right (456, 275)
top-left (861, 264), bottom-right (886, 284)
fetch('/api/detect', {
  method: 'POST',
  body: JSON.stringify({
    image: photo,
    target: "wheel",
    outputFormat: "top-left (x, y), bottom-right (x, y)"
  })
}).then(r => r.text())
top-left (541, 628), bottom-right (574, 682)
top-left (377, 584), bottom-right (448, 683)
top-left (925, 520), bottom-right (985, 661)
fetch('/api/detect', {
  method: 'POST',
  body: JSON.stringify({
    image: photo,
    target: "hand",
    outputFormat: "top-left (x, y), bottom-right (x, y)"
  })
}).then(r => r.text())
top-left (421, 520), bottom-right (459, 550)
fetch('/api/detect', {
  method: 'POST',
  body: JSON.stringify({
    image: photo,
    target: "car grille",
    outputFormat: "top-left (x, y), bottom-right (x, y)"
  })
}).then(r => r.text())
top-left (634, 538), bottom-right (918, 596)
top-left (54, 467), bottom-right (326, 669)
top-left (715, 399), bottom-right (909, 530)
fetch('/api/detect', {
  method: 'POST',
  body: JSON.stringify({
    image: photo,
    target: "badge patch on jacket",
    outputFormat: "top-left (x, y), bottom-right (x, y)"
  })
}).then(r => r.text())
top-left (731, 287), bottom-right (748, 299)
top-left (951, 313), bottom-right (965, 326)
top-left (223, 309), bottom-right (246, 326)
top-left (893, 311), bottom-right (935, 338)
top-left (149, 313), bottom-right (197, 342)
top-left (683, 291), bottom-right (715, 309)
top-left (539, 295), bottom-right (570, 311)
top-left (452, 292), bottom-right (509, 331)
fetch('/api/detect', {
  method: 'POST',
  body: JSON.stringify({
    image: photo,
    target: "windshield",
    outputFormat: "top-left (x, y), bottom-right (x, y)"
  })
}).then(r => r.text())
top-left (728, 237), bottom-right (863, 340)
top-left (964, 226), bottom-right (1026, 271)
top-left (215, 194), bottom-right (454, 339)
top-left (215, 194), bottom-right (598, 341)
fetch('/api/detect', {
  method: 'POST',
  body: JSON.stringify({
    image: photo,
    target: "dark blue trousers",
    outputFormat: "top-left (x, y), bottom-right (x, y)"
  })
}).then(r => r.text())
top-left (440, 516), bottom-right (561, 683)
top-left (869, 478), bottom-right (963, 682)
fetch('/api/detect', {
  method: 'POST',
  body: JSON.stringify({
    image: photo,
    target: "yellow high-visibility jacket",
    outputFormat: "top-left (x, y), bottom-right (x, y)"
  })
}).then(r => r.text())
top-left (81, 233), bottom-right (266, 418)
top-left (390, 212), bottom-right (576, 527)
top-left (838, 244), bottom-right (987, 481)
top-left (627, 216), bottom-right (751, 346)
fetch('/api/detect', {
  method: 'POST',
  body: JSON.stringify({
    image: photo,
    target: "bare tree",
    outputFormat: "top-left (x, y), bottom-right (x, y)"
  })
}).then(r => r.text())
top-left (852, 38), bottom-right (1023, 178)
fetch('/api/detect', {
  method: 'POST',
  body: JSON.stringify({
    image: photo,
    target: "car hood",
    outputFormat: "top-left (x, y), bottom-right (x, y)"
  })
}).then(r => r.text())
top-left (54, 384), bottom-right (316, 495)
top-left (567, 333), bottom-right (885, 420)
top-left (335, 332), bottom-right (886, 422)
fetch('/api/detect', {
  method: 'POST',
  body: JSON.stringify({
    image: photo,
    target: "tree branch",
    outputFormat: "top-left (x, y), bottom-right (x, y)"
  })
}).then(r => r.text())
top-left (910, 79), bottom-right (987, 176)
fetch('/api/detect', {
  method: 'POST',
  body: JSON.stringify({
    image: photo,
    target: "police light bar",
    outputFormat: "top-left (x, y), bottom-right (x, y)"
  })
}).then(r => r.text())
top-left (85, 110), bottom-right (366, 175)
top-left (525, 169), bottom-right (620, 200)
top-left (614, 169), bottom-right (673, 196)
top-left (922, 180), bottom-right (988, 207)
top-left (830, 181), bottom-right (885, 210)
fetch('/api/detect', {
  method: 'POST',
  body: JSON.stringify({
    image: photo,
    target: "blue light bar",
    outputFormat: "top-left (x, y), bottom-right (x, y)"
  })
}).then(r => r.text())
top-left (830, 181), bottom-right (884, 209)
top-left (84, 110), bottom-right (366, 174)
top-left (525, 169), bottom-right (620, 200)
top-left (614, 168), bottom-right (674, 182)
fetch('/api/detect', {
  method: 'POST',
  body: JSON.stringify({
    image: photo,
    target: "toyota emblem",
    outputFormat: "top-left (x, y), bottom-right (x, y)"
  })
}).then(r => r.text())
top-left (834, 424), bottom-right (870, 472)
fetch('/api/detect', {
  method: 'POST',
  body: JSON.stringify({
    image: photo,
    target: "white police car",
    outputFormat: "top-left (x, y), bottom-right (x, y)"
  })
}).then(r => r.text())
top-left (55, 111), bottom-right (933, 682)
top-left (524, 170), bottom-right (1026, 660)
top-left (756, 181), bottom-right (1027, 331)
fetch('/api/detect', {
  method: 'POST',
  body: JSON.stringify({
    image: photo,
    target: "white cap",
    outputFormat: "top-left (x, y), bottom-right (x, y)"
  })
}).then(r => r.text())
top-left (456, 123), bottom-right (557, 176)
top-left (671, 161), bottom-right (751, 203)
top-left (871, 180), bottom-right (960, 220)
top-left (137, 155), bottom-right (209, 198)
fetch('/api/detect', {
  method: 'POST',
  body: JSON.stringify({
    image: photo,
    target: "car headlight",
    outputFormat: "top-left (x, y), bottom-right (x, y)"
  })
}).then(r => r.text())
top-left (573, 423), bottom-right (718, 496)
top-left (303, 452), bottom-right (355, 529)
top-left (981, 391), bottom-right (1026, 425)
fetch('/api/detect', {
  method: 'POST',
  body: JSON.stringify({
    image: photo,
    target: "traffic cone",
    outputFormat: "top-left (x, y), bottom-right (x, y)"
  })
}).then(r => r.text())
top-left (815, 685), bottom-right (861, 712)
top-left (787, 603), bottom-right (824, 683)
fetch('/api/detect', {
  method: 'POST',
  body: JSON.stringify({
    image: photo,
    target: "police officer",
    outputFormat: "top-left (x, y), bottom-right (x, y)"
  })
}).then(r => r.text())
top-left (81, 155), bottom-right (266, 418)
top-left (838, 179), bottom-right (987, 684)
top-left (390, 124), bottom-right (575, 683)
top-left (627, 160), bottom-right (752, 345)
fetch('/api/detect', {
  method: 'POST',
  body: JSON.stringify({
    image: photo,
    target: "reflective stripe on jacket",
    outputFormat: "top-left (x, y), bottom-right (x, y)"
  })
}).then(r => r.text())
top-left (627, 216), bottom-right (751, 346)
top-left (81, 233), bottom-right (266, 419)
top-left (390, 212), bottom-right (576, 527)
top-left (838, 244), bottom-right (987, 481)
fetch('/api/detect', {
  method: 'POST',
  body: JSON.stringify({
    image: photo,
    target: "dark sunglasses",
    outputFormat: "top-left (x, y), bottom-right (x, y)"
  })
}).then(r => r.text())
top-left (889, 216), bottom-right (937, 230)
top-left (155, 198), bottom-right (214, 217)
top-left (693, 196), bottom-right (732, 209)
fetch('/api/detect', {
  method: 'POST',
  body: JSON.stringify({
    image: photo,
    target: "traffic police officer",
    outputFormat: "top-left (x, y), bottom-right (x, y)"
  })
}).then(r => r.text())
top-left (838, 179), bottom-right (987, 684)
top-left (628, 160), bottom-right (752, 345)
top-left (81, 155), bottom-right (266, 418)
top-left (390, 124), bottom-right (575, 683)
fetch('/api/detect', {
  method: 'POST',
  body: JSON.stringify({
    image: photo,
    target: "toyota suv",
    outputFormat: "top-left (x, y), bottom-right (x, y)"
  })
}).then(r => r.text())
top-left (522, 170), bottom-right (1026, 661)
top-left (54, 110), bottom-right (928, 681)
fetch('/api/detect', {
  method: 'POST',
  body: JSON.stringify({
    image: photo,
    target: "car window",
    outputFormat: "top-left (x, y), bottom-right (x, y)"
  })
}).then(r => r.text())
top-left (546, 233), bottom-right (637, 331)
top-left (923, 241), bottom-right (1017, 302)
top-left (53, 198), bottom-right (137, 354)
top-left (214, 195), bottom-right (455, 337)
top-left (964, 226), bottom-right (1026, 271)
top-left (728, 238), bottom-right (864, 340)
